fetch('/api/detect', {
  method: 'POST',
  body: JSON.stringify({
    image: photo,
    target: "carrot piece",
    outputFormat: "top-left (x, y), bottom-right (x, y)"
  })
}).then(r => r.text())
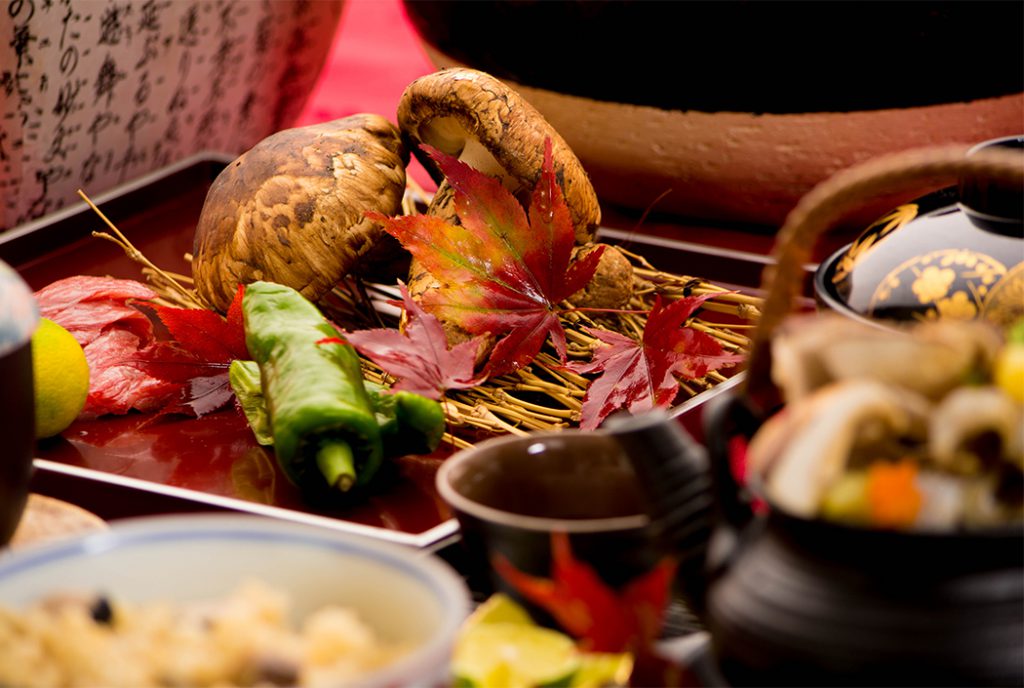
top-left (866, 460), bottom-right (922, 529)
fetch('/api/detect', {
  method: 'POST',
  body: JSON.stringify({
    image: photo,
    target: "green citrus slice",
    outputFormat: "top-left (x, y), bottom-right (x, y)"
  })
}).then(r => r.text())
top-left (570, 652), bottom-right (634, 687)
top-left (453, 622), bottom-right (580, 688)
top-left (465, 593), bottom-right (534, 628)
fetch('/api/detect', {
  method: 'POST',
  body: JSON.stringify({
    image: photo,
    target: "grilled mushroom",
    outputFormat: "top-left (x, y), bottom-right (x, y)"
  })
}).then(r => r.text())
top-left (751, 379), bottom-right (931, 518)
top-left (192, 114), bottom-right (408, 313)
top-left (771, 314), bottom-right (1002, 403)
top-left (397, 68), bottom-right (618, 343)
top-left (929, 386), bottom-right (1024, 471)
top-left (397, 68), bottom-right (601, 243)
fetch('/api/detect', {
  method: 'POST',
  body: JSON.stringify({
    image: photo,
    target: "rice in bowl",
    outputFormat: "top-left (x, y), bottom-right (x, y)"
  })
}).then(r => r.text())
top-left (0, 514), bottom-right (470, 687)
top-left (0, 579), bottom-right (409, 687)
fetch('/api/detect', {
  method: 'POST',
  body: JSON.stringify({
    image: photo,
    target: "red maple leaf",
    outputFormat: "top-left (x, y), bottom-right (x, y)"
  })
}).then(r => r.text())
top-left (341, 283), bottom-right (484, 400)
top-left (128, 285), bottom-right (249, 417)
top-left (569, 294), bottom-right (744, 429)
top-left (152, 284), bottom-right (247, 364)
top-left (493, 531), bottom-right (677, 653)
top-left (368, 139), bottom-right (603, 377)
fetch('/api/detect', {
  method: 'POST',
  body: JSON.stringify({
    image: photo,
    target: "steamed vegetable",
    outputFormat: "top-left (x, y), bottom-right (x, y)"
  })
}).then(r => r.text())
top-left (751, 315), bottom-right (1023, 529)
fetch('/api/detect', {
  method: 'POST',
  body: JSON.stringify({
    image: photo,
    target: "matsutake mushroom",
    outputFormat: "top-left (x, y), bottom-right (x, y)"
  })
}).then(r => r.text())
top-left (192, 114), bottom-right (408, 313)
top-left (749, 379), bottom-right (931, 518)
top-left (569, 242), bottom-right (634, 309)
top-left (396, 68), bottom-right (632, 336)
top-left (397, 67), bottom-right (601, 242)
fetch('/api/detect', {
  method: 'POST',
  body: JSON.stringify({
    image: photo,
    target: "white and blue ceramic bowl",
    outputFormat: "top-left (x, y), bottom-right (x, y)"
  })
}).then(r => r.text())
top-left (0, 513), bottom-right (470, 687)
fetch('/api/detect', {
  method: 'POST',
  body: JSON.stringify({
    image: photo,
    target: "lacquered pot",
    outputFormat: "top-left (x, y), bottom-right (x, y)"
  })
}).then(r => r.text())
top-left (816, 135), bottom-right (1024, 331)
top-left (0, 259), bottom-right (38, 544)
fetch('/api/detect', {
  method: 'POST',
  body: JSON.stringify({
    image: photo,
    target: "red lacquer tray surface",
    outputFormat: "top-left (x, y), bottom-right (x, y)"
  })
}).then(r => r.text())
top-left (1, 154), bottom-right (800, 548)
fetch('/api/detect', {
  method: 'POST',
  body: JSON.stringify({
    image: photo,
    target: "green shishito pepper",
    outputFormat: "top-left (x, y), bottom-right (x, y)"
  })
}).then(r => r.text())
top-left (243, 281), bottom-right (382, 494)
top-left (364, 381), bottom-right (446, 458)
top-left (230, 362), bottom-right (446, 462)
top-left (228, 360), bottom-right (273, 446)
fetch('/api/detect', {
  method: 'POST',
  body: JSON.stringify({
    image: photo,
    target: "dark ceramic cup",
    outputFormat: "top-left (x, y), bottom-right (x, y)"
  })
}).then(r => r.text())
top-left (436, 431), bottom-right (675, 649)
top-left (0, 259), bottom-right (38, 545)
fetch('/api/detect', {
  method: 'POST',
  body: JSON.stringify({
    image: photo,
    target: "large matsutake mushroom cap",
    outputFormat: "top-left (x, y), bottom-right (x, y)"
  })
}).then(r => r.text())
top-left (192, 114), bottom-right (408, 313)
top-left (397, 68), bottom-right (601, 243)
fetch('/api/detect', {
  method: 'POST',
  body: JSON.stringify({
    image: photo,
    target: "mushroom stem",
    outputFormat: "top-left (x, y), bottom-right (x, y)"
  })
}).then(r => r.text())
top-left (459, 136), bottom-right (520, 192)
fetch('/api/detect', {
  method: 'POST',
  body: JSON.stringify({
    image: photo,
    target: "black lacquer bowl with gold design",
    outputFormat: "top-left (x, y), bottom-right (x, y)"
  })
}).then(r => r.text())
top-left (816, 136), bottom-right (1024, 331)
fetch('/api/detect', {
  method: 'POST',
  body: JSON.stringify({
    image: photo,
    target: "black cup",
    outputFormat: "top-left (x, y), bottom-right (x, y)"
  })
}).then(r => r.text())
top-left (0, 260), bottom-right (38, 545)
top-left (436, 430), bottom-right (673, 650)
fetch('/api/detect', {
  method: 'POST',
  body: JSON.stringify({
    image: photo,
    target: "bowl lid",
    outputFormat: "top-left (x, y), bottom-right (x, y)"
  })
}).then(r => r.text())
top-left (817, 136), bottom-right (1023, 330)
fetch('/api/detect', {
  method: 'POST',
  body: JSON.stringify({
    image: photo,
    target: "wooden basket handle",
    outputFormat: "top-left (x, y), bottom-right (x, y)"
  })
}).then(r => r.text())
top-left (741, 144), bottom-right (1024, 408)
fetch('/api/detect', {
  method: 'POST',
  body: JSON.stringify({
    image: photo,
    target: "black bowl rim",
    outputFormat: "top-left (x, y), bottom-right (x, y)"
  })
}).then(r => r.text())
top-left (812, 242), bottom-right (895, 328)
top-left (435, 430), bottom-right (651, 534)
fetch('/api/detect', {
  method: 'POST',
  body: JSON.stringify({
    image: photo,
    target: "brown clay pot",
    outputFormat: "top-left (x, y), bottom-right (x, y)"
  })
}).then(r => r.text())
top-left (404, 1), bottom-right (1024, 227)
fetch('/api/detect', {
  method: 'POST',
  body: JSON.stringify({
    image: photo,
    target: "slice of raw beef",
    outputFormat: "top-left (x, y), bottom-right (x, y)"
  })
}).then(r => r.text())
top-left (35, 276), bottom-right (179, 418)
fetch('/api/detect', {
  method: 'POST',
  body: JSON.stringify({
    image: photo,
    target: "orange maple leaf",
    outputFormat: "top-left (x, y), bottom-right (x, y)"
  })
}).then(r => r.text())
top-left (493, 531), bottom-right (676, 653)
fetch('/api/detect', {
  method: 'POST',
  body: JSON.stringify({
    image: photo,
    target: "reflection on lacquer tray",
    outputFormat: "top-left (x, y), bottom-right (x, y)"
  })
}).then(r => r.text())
top-left (38, 406), bottom-right (451, 534)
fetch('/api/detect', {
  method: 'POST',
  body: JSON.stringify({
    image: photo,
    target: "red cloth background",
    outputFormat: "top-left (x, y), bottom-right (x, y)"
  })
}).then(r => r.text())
top-left (296, 0), bottom-right (436, 188)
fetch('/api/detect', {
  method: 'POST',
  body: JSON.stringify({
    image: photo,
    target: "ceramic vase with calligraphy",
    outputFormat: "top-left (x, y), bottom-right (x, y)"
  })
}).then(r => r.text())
top-left (0, 0), bottom-right (344, 230)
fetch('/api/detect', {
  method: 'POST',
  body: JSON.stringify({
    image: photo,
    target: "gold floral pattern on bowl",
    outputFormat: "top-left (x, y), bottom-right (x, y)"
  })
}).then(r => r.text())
top-left (817, 185), bottom-right (1022, 331)
top-left (868, 249), bottom-right (1008, 322)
